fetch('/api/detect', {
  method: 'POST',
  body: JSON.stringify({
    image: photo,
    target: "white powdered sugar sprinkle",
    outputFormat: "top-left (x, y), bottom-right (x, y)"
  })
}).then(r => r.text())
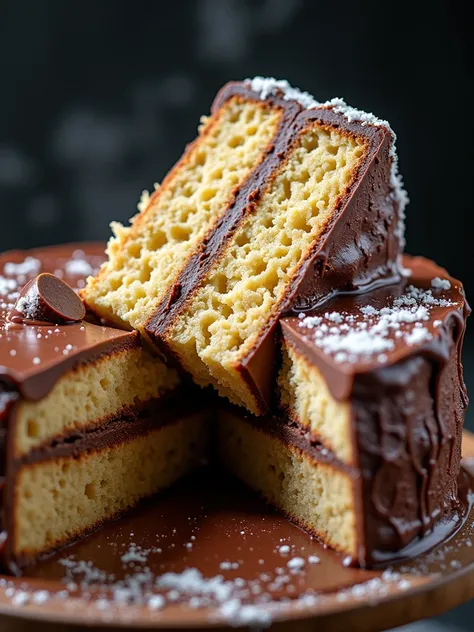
top-left (65, 258), bottom-right (94, 277)
top-left (246, 76), bottom-right (320, 109)
top-left (3, 256), bottom-right (41, 279)
top-left (0, 276), bottom-right (18, 295)
top-left (14, 288), bottom-right (41, 319)
top-left (287, 557), bottom-right (305, 570)
top-left (431, 277), bottom-right (451, 290)
top-left (297, 282), bottom-right (457, 365)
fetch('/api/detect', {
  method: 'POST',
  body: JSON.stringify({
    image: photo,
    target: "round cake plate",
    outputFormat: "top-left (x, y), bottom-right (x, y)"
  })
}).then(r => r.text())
top-left (1, 433), bottom-right (474, 632)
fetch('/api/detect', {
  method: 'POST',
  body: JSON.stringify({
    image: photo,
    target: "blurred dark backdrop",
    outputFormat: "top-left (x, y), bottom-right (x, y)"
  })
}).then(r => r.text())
top-left (0, 0), bottom-right (472, 289)
top-left (0, 2), bottom-right (473, 629)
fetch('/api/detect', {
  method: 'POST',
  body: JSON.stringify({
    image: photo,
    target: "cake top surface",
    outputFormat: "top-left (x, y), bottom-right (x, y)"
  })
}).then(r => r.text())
top-left (281, 255), bottom-right (469, 400)
top-left (246, 77), bottom-right (391, 128)
top-left (0, 243), bottom-right (136, 404)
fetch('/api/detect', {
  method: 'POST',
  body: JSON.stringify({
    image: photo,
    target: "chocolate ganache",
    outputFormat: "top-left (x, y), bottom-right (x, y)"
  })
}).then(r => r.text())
top-left (0, 243), bottom-right (137, 482)
top-left (0, 244), bottom-right (145, 572)
top-left (0, 243), bottom-right (136, 404)
top-left (281, 255), bottom-right (470, 565)
top-left (0, 243), bottom-right (470, 571)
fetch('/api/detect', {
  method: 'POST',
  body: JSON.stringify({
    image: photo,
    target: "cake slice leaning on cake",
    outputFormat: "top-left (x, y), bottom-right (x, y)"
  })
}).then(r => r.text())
top-left (0, 244), bottom-right (210, 574)
top-left (219, 255), bottom-right (470, 565)
top-left (82, 77), bottom-right (408, 415)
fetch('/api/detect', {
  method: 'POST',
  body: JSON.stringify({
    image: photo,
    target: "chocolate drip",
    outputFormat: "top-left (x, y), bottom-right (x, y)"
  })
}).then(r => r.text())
top-left (281, 256), bottom-right (470, 402)
top-left (280, 255), bottom-right (470, 565)
top-left (0, 242), bottom-right (470, 571)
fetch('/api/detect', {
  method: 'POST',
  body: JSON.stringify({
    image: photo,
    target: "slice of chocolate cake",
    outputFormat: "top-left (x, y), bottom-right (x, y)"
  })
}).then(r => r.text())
top-left (0, 245), bottom-right (209, 573)
top-left (219, 255), bottom-right (470, 565)
top-left (83, 77), bottom-right (407, 415)
top-left (82, 85), bottom-right (296, 332)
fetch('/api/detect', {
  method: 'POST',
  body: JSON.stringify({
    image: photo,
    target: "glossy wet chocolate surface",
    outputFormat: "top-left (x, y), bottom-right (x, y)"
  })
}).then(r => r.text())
top-left (29, 471), bottom-right (378, 593)
top-left (1, 451), bottom-right (473, 628)
top-left (0, 243), bottom-right (136, 402)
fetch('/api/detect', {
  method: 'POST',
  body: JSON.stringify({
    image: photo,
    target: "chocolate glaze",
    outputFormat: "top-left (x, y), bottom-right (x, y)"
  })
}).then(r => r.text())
top-left (0, 243), bottom-right (136, 403)
top-left (222, 405), bottom-right (471, 568)
top-left (0, 244), bottom-right (469, 574)
top-left (17, 466), bottom-right (474, 625)
top-left (281, 255), bottom-right (469, 401)
top-left (9, 273), bottom-right (86, 325)
top-left (280, 255), bottom-right (470, 566)
top-left (145, 81), bottom-right (403, 412)
top-left (0, 243), bottom-right (147, 572)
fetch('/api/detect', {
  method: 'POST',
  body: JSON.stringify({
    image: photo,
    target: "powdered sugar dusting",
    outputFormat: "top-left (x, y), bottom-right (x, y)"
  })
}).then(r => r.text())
top-left (65, 259), bottom-right (94, 277)
top-left (14, 290), bottom-right (41, 319)
top-left (246, 76), bottom-right (320, 109)
top-left (3, 256), bottom-right (41, 279)
top-left (1, 498), bottom-right (472, 625)
top-left (431, 277), bottom-right (451, 291)
top-left (297, 284), bottom-right (457, 365)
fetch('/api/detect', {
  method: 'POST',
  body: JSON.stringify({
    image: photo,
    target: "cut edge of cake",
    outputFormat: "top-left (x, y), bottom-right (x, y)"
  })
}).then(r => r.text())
top-left (81, 85), bottom-right (299, 340)
top-left (147, 78), bottom-right (407, 414)
top-left (0, 244), bottom-right (189, 573)
top-left (5, 407), bottom-right (210, 572)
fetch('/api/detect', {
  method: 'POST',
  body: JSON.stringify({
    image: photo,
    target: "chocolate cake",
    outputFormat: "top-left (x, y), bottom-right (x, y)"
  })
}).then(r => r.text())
top-left (219, 255), bottom-right (469, 565)
top-left (82, 77), bottom-right (407, 414)
top-left (0, 244), bottom-right (209, 573)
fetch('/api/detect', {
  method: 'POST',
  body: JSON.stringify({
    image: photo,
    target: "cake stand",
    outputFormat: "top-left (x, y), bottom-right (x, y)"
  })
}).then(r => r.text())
top-left (1, 432), bottom-right (474, 632)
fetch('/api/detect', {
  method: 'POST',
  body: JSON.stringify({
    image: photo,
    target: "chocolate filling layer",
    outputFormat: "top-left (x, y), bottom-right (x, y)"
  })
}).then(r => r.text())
top-left (145, 81), bottom-right (403, 410)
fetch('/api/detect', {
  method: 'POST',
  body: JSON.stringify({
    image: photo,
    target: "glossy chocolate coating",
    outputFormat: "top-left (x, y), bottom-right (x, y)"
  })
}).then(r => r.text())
top-left (0, 244), bottom-right (469, 573)
top-left (146, 81), bottom-right (403, 411)
top-left (9, 273), bottom-right (86, 325)
top-left (281, 256), bottom-right (469, 402)
top-left (281, 255), bottom-right (470, 565)
top-left (0, 243), bottom-right (144, 573)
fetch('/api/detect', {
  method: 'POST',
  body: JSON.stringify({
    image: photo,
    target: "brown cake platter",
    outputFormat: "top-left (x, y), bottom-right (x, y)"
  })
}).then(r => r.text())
top-left (0, 430), bottom-right (473, 631)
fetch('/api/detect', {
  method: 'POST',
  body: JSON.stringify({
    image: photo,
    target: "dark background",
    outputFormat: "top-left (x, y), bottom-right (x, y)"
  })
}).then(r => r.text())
top-left (0, 1), bottom-right (472, 629)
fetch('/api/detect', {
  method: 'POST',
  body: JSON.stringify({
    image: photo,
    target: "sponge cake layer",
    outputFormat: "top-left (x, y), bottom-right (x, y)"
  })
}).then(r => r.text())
top-left (218, 407), bottom-right (359, 558)
top-left (3, 407), bottom-right (210, 572)
top-left (0, 244), bottom-right (179, 457)
top-left (82, 96), bottom-right (286, 336)
top-left (146, 80), bottom-right (404, 414)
